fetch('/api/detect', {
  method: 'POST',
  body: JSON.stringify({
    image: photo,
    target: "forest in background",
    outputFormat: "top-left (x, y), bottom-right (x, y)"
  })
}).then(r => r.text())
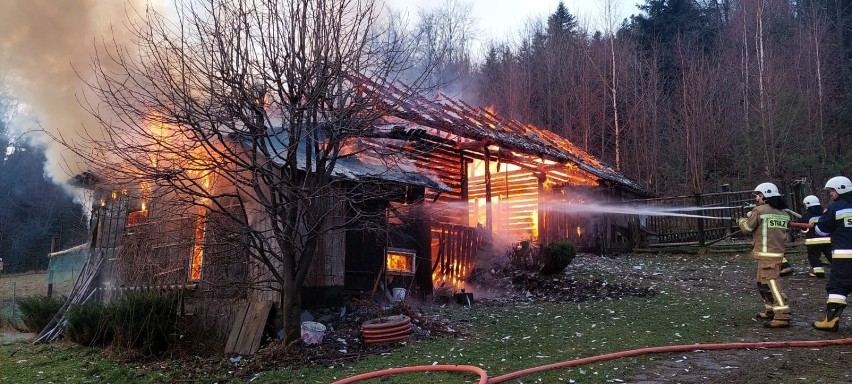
top-left (0, 117), bottom-right (87, 274)
top-left (467, 0), bottom-right (852, 194)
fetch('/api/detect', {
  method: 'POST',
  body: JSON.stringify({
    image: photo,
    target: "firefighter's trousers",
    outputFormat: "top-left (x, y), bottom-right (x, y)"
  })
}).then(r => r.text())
top-left (756, 258), bottom-right (790, 321)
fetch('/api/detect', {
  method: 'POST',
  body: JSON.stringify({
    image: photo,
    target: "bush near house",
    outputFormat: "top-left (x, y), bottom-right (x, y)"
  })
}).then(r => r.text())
top-left (64, 301), bottom-right (113, 347)
top-left (16, 295), bottom-right (65, 333)
top-left (540, 240), bottom-right (576, 275)
top-left (108, 291), bottom-right (179, 356)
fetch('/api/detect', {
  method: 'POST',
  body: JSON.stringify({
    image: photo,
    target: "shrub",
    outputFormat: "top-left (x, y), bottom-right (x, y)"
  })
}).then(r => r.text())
top-left (540, 240), bottom-right (576, 275)
top-left (108, 290), bottom-right (178, 356)
top-left (506, 240), bottom-right (541, 271)
top-left (17, 295), bottom-right (64, 333)
top-left (64, 301), bottom-right (113, 347)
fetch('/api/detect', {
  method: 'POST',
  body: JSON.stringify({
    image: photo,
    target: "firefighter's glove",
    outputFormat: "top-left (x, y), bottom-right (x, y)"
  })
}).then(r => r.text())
top-left (738, 218), bottom-right (747, 226)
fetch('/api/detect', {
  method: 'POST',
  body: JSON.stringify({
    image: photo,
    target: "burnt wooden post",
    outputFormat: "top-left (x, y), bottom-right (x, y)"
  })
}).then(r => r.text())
top-left (47, 236), bottom-right (56, 298)
top-left (460, 155), bottom-right (468, 202)
top-left (722, 185), bottom-right (734, 239)
top-left (414, 204), bottom-right (433, 296)
top-left (483, 146), bottom-right (493, 233)
top-left (695, 193), bottom-right (705, 246)
top-left (47, 271), bottom-right (53, 299)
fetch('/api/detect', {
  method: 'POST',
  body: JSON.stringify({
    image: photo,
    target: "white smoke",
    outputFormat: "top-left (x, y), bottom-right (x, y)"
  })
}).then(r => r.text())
top-left (0, 0), bottom-right (147, 193)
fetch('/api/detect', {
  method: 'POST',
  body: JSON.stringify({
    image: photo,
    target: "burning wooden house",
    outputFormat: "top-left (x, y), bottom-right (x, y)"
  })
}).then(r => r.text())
top-left (52, 80), bottom-right (649, 348)
top-left (364, 80), bottom-right (651, 291)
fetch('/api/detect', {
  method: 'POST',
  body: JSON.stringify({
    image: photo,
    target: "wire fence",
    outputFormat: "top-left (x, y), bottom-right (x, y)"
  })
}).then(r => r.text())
top-left (0, 271), bottom-right (78, 326)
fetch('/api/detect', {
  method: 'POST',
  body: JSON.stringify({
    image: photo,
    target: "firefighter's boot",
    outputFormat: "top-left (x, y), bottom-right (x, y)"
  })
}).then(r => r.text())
top-left (813, 303), bottom-right (846, 332)
top-left (756, 306), bottom-right (774, 320)
top-left (764, 317), bottom-right (790, 328)
top-left (755, 283), bottom-right (774, 320)
top-left (761, 281), bottom-right (790, 328)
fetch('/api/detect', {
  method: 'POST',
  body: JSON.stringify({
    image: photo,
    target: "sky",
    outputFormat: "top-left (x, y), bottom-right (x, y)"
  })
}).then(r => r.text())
top-left (384, 0), bottom-right (643, 50)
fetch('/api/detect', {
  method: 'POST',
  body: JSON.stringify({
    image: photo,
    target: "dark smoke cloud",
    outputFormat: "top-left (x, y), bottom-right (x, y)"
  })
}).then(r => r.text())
top-left (0, 0), bottom-right (146, 189)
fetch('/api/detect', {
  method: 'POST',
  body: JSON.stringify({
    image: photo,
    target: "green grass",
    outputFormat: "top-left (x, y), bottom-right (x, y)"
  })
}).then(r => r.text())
top-left (256, 297), bottom-right (754, 383)
top-left (0, 343), bottom-right (144, 384)
top-left (256, 254), bottom-right (757, 383)
top-left (0, 254), bottom-right (765, 383)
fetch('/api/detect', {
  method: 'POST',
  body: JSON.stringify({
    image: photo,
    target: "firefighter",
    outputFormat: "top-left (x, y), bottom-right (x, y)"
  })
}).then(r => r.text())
top-left (812, 176), bottom-right (852, 332)
top-left (738, 182), bottom-right (793, 328)
top-left (800, 195), bottom-right (832, 278)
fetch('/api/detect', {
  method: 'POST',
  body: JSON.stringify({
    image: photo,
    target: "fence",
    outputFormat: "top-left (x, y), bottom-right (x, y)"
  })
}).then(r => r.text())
top-left (0, 280), bottom-right (20, 325)
top-left (0, 270), bottom-right (79, 327)
top-left (629, 186), bottom-right (805, 247)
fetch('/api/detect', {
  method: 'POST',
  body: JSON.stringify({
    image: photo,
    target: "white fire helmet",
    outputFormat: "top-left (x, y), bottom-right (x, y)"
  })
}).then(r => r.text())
top-left (803, 195), bottom-right (821, 208)
top-left (824, 176), bottom-right (852, 195)
top-left (753, 182), bottom-right (781, 198)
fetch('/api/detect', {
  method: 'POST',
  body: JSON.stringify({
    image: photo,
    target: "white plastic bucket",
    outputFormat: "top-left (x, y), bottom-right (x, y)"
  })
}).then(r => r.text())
top-left (300, 321), bottom-right (326, 345)
top-left (392, 288), bottom-right (407, 302)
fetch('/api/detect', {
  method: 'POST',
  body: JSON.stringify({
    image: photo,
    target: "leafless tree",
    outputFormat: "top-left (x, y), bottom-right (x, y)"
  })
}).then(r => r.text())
top-left (601, 0), bottom-right (623, 171)
top-left (56, 0), bottom-right (434, 343)
top-left (411, 0), bottom-right (475, 89)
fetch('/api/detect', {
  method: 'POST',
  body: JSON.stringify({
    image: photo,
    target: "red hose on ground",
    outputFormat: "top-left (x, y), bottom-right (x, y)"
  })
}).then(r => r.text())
top-left (489, 337), bottom-right (852, 383)
top-left (332, 338), bottom-right (852, 384)
top-left (331, 364), bottom-right (487, 384)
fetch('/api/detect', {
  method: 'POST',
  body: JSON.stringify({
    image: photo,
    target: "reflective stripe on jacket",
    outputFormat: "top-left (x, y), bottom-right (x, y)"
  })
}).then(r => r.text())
top-left (815, 199), bottom-right (852, 254)
top-left (739, 204), bottom-right (790, 259)
top-left (804, 211), bottom-right (831, 245)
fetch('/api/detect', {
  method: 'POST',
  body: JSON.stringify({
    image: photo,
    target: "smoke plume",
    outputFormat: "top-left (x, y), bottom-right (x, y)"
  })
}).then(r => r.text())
top-left (0, 0), bottom-right (145, 189)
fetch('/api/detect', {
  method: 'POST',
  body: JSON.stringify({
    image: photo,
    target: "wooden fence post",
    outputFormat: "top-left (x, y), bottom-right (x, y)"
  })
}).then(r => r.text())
top-left (695, 193), bottom-right (705, 246)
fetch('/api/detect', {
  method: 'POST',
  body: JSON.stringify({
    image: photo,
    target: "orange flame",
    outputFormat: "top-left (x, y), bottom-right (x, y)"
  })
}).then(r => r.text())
top-left (431, 259), bottom-right (475, 291)
top-left (142, 111), bottom-right (215, 281)
top-left (387, 251), bottom-right (414, 274)
top-left (530, 209), bottom-right (539, 241)
top-left (189, 209), bottom-right (206, 281)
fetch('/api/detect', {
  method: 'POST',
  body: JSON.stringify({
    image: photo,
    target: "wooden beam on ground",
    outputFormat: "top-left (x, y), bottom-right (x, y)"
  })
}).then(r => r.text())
top-left (224, 300), bottom-right (273, 355)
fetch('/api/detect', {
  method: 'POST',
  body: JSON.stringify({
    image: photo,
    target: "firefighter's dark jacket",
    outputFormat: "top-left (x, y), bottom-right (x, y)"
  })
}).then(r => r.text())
top-left (815, 196), bottom-right (852, 257)
top-left (803, 206), bottom-right (831, 245)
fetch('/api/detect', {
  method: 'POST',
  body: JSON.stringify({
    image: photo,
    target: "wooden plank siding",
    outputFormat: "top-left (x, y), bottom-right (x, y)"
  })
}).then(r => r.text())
top-left (305, 201), bottom-right (346, 287)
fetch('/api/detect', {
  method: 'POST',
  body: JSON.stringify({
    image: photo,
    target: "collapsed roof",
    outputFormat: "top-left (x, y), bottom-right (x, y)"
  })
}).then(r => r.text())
top-left (358, 78), bottom-right (651, 197)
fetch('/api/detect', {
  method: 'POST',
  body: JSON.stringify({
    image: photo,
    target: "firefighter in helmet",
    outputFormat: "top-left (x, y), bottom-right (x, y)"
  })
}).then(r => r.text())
top-left (738, 182), bottom-right (793, 328)
top-left (812, 176), bottom-right (852, 331)
top-left (800, 195), bottom-right (832, 277)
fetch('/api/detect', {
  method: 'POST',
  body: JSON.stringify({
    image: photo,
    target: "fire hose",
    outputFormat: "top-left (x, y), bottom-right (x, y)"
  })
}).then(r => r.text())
top-left (332, 364), bottom-right (487, 384)
top-left (704, 215), bottom-right (813, 247)
top-left (332, 337), bottom-right (852, 383)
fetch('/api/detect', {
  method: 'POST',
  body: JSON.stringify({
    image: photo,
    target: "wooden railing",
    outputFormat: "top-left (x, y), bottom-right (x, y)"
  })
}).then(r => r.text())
top-left (629, 190), bottom-right (766, 246)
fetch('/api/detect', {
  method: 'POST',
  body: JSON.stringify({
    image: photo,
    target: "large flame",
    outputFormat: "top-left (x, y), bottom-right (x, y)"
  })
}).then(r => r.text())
top-left (430, 228), bottom-right (478, 291)
top-left (142, 112), bottom-right (216, 281)
top-left (189, 209), bottom-right (206, 281)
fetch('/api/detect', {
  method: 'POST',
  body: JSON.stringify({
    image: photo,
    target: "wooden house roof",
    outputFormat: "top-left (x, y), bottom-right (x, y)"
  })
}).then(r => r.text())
top-left (359, 79), bottom-right (651, 197)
